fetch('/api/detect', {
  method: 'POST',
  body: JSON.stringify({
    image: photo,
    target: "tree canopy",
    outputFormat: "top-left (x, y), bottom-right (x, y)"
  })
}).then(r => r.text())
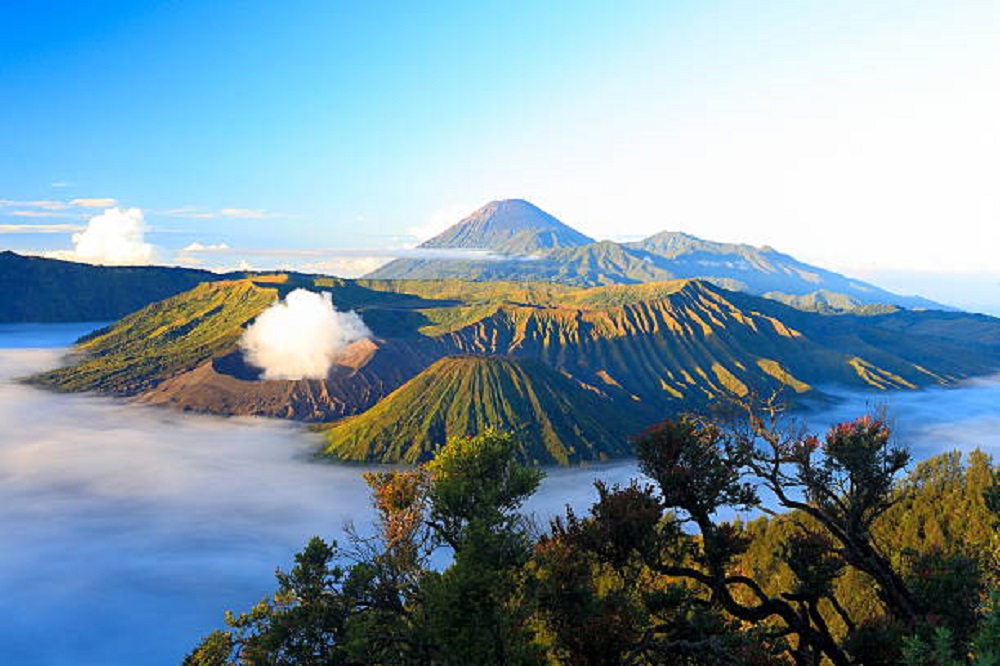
top-left (186, 414), bottom-right (1000, 666)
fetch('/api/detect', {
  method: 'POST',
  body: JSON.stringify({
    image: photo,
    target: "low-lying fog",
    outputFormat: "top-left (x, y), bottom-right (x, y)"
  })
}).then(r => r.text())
top-left (1, 324), bottom-right (997, 665)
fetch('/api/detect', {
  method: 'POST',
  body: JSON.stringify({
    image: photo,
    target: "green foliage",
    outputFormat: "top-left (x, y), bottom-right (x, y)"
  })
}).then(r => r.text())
top-left (187, 536), bottom-right (352, 666)
top-left (30, 280), bottom-right (278, 393)
top-left (843, 616), bottom-right (908, 666)
top-left (421, 431), bottom-right (545, 665)
top-left (189, 430), bottom-right (546, 665)
top-left (0, 250), bottom-right (215, 323)
top-left (625, 409), bottom-right (997, 664)
top-left (971, 594), bottom-right (1000, 666)
top-left (426, 429), bottom-right (543, 542)
top-left (900, 594), bottom-right (1000, 666)
top-left (907, 549), bottom-right (983, 648)
top-left (782, 531), bottom-right (846, 601)
top-left (182, 630), bottom-right (233, 666)
top-left (188, 422), bottom-right (999, 666)
top-left (635, 417), bottom-right (757, 521)
top-left (31, 271), bottom-right (1000, 473)
top-left (800, 415), bottom-right (910, 536)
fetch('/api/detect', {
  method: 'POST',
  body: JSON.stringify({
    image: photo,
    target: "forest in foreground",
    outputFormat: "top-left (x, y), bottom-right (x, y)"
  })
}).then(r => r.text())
top-left (185, 408), bottom-right (1000, 666)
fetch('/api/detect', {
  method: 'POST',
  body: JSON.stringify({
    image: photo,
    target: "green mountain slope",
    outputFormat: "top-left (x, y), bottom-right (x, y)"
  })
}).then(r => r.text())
top-left (320, 355), bottom-right (637, 464)
top-left (30, 279), bottom-right (279, 393)
top-left (30, 275), bottom-right (999, 464)
top-left (0, 251), bottom-right (220, 322)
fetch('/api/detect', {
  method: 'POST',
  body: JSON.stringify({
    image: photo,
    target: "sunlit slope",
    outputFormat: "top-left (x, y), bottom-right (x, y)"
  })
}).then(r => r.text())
top-left (321, 355), bottom-right (637, 464)
top-left (28, 275), bottom-right (445, 420)
top-left (29, 276), bottom-right (1000, 439)
top-left (372, 279), bottom-right (997, 406)
top-left (30, 279), bottom-right (278, 393)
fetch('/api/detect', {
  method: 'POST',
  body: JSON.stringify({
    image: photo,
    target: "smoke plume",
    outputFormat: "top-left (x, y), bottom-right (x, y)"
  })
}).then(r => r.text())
top-left (239, 289), bottom-right (371, 380)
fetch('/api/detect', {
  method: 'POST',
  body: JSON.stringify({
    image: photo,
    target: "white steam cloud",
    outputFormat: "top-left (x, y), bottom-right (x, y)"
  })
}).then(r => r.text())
top-left (47, 207), bottom-right (155, 265)
top-left (240, 289), bottom-right (372, 380)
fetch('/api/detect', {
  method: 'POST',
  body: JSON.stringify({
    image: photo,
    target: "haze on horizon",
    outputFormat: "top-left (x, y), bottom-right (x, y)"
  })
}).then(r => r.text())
top-left (2, 1), bottom-right (999, 313)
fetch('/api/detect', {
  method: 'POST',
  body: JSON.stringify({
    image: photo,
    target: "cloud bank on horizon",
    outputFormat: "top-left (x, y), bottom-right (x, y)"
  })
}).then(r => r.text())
top-left (239, 289), bottom-right (372, 380)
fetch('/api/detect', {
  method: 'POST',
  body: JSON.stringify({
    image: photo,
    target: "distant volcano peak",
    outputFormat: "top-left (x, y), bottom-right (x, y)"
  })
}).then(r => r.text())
top-left (419, 199), bottom-right (594, 252)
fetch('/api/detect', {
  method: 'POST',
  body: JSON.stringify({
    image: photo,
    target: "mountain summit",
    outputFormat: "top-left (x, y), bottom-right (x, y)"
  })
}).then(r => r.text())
top-left (368, 201), bottom-right (945, 312)
top-left (419, 199), bottom-right (594, 252)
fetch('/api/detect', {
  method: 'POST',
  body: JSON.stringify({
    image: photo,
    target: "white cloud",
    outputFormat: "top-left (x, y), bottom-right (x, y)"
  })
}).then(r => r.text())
top-left (159, 207), bottom-right (280, 220)
top-left (46, 207), bottom-right (155, 266)
top-left (219, 208), bottom-right (270, 219)
top-left (159, 207), bottom-right (218, 219)
top-left (0, 199), bottom-right (70, 210)
top-left (172, 245), bottom-right (504, 276)
top-left (297, 257), bottom-right (390, 277)
top-left (239, 289), bottom-right (372, 380)
top-left (176, 245), bottom-right (501, 260)
top-left (0, 223), bottom-right (83, 234)
top-left (181, 242), bottom-right (229, 252)
top-left (70, 198), bottom-right (118, 208)
top-left (173, 242), bottom-right (231, 267)
top-left (7, 210), bottom-right (76, 219)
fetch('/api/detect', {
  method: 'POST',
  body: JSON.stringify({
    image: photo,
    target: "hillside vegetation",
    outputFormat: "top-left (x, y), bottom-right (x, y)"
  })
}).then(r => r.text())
top-left (185, 422), bottom-right (1000, 665)
top-left (321, 355), bottom-right (638, 464)
top-left (30, 279), bottom-right (278, 393)
top-left (30, 274), bottom-right (1000, 464)
top-left (0, 251), bottom-right (218, 322)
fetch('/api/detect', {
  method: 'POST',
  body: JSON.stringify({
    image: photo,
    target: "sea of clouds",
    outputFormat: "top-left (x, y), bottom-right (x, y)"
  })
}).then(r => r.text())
top-left (0, 325), bottom-right (997, 664)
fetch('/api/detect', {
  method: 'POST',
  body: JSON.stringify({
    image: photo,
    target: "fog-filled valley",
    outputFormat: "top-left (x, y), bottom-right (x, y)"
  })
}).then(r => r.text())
top-left (0, 326), bottom-right (642, 664)
top-left (0, 324), bottom-right (997, 664)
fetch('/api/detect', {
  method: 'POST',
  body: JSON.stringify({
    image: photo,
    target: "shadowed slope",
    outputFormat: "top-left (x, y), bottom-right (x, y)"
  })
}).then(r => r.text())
top-left (0, 251), bottom-right (219, 322)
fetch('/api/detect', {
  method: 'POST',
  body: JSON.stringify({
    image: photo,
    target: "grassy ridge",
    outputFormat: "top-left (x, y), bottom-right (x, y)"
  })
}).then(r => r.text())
top-left (320, 355), bottom-right (637, 464)
top-left (32, 275), bottom-right (999, 405)
top-left (30, 280), bottom-right (278, 393)
top-left (27, 275), bottom-right (1000, 465)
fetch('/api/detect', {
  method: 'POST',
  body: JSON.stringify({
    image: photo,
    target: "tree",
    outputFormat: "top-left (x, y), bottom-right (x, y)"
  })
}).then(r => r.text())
top-left (619, 407), bottom-right (936, 665)
top-left (185, 418), bottom-right (999, 665)
top-left (534, 480), bottom-right (784, 665)
top-left (185, 430), bottom-right (545, 666)
top-left (420, 429), bottom-right (545, 666)
top-left (184, 536), bottom-right (352, 666)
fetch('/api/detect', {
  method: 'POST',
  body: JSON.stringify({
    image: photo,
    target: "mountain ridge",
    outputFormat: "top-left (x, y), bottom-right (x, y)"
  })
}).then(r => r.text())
top-left (0, 250), bottom-right (220, 322)
top-left (367, 201), bottom-right (945, 312)
top-left (320, 355), bottom-right (636, 464)
top-left (28, 274), bottom-right (1000, 463)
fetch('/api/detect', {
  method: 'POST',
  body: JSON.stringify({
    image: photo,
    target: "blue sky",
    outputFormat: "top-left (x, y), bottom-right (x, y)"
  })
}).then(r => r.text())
top-left (2, 1), bottom-right (999, 312)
